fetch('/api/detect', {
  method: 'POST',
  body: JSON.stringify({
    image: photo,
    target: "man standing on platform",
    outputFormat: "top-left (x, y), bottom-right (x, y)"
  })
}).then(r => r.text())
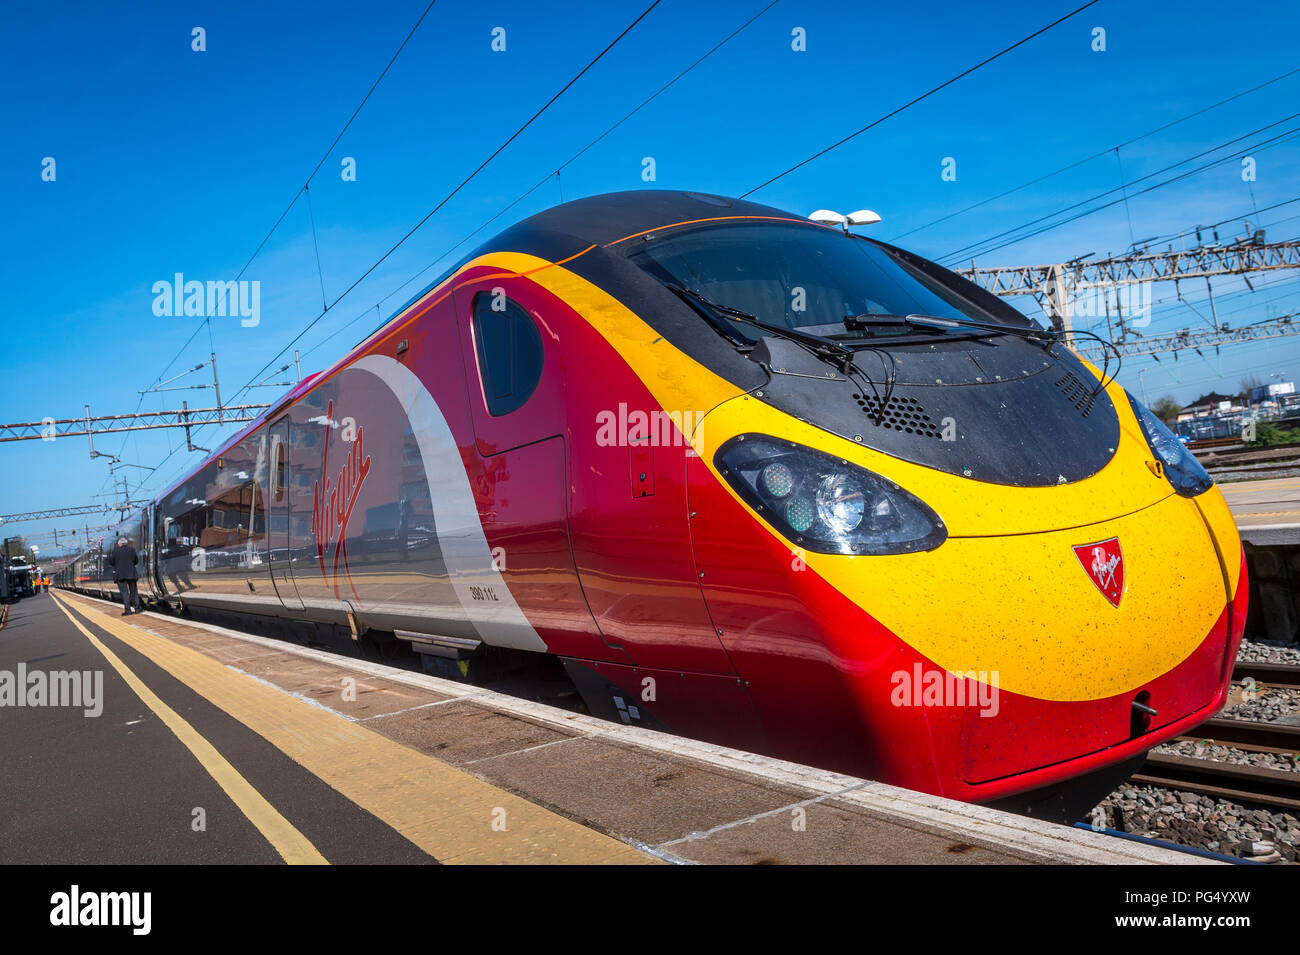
top-left (110, 537), bottom-right (142, 615)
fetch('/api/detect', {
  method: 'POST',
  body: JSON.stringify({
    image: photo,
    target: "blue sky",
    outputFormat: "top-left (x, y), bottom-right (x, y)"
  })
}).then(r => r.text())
top-left (4, 0), bottom-right (1299, 554)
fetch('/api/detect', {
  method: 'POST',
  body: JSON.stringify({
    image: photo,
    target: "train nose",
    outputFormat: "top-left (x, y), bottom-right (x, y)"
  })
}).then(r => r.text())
top-left (688, 390), bottom-right (1244, 799)
top-left (866, 491), bottom-right (1235, 689)
top-left (779, 472), bottom-right (1244, 796)
top-left (945, 491), bottom-right (1244, 791)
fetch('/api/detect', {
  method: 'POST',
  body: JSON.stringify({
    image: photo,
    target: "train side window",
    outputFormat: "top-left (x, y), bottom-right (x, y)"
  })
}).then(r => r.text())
top-left (249, 479), bottom-right (266, 540)
top-left (271, 436), bottom-right (286, 502)
top-left (472, 293), bottom-right (544, 416)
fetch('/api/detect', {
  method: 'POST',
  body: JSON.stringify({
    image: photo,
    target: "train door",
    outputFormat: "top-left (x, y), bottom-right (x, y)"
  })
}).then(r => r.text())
top-left (451, 273), bottom-right (611, 659)
top-left (137, 506), bottom-right (157, 601)
top-left (151, 506), bottom-right (168, 597)
top-left (267, 416), bottom-right (305, 609)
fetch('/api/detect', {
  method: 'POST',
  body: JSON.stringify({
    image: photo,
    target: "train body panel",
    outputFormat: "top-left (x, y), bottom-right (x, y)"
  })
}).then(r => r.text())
top-left (449, 263), bottom-right (739, 674)
top-left (148, 319), bottom-right (554, 649)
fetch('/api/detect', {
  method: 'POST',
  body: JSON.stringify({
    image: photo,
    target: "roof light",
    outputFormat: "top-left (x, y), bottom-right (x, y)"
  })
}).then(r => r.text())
top-left (809, 209), bottom-right (847, 228)
top-left (809, 208), bottom-right (882, 233)
top-left (846, 209), bottom-right (881, 227)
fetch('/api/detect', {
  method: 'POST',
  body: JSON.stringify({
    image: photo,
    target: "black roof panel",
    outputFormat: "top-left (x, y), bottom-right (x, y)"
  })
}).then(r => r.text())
top-left (490, 189), bottom-right (804, 249)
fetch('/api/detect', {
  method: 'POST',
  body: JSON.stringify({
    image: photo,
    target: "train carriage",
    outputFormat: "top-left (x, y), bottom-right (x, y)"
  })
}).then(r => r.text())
top-left (58, 190), bottom-right (1247, 807)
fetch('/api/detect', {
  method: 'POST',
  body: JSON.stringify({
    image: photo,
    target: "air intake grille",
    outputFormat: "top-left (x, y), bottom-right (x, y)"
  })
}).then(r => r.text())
top-left (851, 393), bottom-right (942, 438)
top-left (1055, 373), bottom-right (1096, 416)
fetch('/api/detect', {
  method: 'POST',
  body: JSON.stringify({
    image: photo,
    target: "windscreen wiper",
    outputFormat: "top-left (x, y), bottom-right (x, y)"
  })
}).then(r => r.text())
top-left (840, 312), bottom-right (986, 343)
top-left (666, 285), bottom-right (902, 423)
top-left (905, 313), bottom-right (1062, 346)
top-left (846, 312), bottom-right (1121, 397)
top-left (845, 312), bottom-right (1060, 348)
top-left (667, 284), bottom-right (855, 370)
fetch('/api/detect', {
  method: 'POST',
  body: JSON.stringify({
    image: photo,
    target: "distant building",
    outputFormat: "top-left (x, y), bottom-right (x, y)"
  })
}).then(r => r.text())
top-left (1176, 392), bottom-right (1243, 422)
top-left (1249, 381), bottom-right (1296, 404)
top-left (1171, 383), bottom-right (1300, 440)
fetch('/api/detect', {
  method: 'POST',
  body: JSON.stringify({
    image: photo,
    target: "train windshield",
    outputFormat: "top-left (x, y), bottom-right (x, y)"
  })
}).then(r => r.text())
top-left (628, 221), bottom-right (1021, 343)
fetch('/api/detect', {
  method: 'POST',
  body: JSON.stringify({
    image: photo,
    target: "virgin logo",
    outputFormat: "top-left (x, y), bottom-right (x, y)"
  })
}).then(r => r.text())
top-left (1073, 537), bottom-right (1124, 607)
top-left (311, 399), bottom-right (371, 602)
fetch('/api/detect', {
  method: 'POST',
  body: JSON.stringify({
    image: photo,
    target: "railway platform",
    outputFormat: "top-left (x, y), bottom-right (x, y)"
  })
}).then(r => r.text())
top-left (1223, 477), bottom-right (1300, 643)
top-left (0, 589), bottom-right (1211, 865)
top-left (1224, 477), bottom-right (1300, 545)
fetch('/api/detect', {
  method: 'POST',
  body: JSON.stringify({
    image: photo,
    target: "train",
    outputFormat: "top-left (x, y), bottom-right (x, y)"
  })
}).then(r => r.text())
top-left (57, 190), bottom-right (1247, 811)
top-left (3, 556), bottom-right (40, 601)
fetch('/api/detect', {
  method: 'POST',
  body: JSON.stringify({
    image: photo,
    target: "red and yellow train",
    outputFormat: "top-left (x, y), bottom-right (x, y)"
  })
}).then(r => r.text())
top-left (59, 190), bottom-right (1247, 808)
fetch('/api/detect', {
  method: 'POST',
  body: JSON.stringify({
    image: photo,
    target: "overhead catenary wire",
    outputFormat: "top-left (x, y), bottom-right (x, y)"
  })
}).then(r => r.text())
top-left (1114, 147), bottom-right (1137, 248)
top-left (227, 0), bottom-right (664, 410)
top-left (740, 0), bottom-right (1100, 198)
top-left (940, 116), bottom-right (1300, 264)
top-left (301, 0), bottom-right (782, 364)
top-left (888, 65), bottom-right (1300, 243)
top-left (90, 4), bottom-right (1300, 502)
top-left (100, 0), bottom-right (446, 509)
top-left (96, 315), bottom-right (215, 505)
top-left (229, 0), bottom-right (442, 288)
top-left (140, 1), bottom-right (666, 498)
top-left (1128, 195), bottom-right (1300, 252)
top-left (1129, 349), bottom-right (1300, 394)
top-left (958, 129), bottom-right (1300, 266)
top-left (944, 116), bottom-right (1300, 263)
top-left (305, 184), bottom-right (328, 311)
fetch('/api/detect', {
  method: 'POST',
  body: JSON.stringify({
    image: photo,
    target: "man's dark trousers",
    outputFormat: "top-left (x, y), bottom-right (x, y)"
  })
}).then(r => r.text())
top-left (118, 579), bottom-right (141, 613)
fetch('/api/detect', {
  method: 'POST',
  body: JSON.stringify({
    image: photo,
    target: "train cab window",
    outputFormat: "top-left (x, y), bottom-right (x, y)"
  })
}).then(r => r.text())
top-left (471, 293), bottom-right (543, 416)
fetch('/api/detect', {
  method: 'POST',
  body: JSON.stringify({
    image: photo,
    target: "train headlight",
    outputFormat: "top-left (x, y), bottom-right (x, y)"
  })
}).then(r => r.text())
top-left (715, 434), bottom-right (947, 555)
top-left (1125, 393), bottom-right (1213, 497)
top-left (817, 474), bottom-right (865, 534)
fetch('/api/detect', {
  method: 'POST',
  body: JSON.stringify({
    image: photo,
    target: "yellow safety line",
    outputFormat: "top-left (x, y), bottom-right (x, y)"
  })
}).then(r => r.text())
top-left (1235, 510), bottom-right (1300, 520)
top-left (1221, 478), bottom-right (1300, 493)
top-left (50, 591), bottom-right (328, 865)
top-left (56, 592), bottom-right (651, 864)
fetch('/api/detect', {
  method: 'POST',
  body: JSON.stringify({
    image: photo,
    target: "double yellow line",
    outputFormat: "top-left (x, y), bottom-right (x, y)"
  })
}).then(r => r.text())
top-left (51, 592), bottom-right (649, 865)
top-left (52, 593), bottom-right (327, 864)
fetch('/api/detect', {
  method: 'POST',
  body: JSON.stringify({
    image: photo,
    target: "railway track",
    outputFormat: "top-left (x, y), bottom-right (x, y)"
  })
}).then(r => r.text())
top-left (1188, 437), bottom-right (1245, 452)
top-left (1232, 661), bottom-right (1300, 690)
top-left (1183, 716), bottom-right (1300, 754)
top-left (1127, 664), bottom-right (1300, 814)
top-left (1193, 439), bottom-right (1300, 460)
top-left (1132, 751), bottom-right (1300, 813)
top-left (1208, 462), bottom-right (1300, 482)
top-left (1194, 442), bottom-right (1300, 481)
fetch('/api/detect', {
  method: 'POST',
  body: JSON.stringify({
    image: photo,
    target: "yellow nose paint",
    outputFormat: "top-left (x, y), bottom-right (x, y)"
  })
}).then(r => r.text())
top-left (807, 493), bottom-right (1228, 700)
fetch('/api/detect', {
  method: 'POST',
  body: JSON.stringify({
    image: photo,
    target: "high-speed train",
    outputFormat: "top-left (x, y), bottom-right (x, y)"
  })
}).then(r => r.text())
top-left (60, 190), bottom-right (1247, 806)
